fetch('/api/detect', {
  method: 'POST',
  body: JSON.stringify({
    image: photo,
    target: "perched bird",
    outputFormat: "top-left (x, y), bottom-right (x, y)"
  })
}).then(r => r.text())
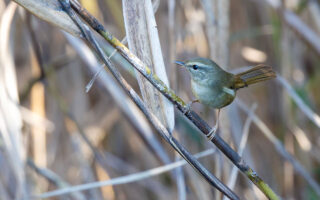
top-left (176, 57), bottom-right (276, 140)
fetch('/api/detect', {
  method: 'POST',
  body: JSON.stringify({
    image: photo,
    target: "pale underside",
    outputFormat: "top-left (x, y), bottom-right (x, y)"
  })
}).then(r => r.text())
top-left (191, 80), bottom-right (236, 109)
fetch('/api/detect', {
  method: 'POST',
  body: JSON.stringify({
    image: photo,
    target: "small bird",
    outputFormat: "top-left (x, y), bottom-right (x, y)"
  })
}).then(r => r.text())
top-left (176, 57), bottom-right (276, 140)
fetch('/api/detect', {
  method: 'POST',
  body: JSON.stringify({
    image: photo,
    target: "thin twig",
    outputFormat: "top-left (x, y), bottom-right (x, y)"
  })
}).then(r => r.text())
top-left (27, 159), bottom-right (86, 200)
top-left (34, 149), bottom-right (215, 199)
top-left (85, 37), bottom-right (127, 93)
top-left (103, 152), bottom-right (175, 199)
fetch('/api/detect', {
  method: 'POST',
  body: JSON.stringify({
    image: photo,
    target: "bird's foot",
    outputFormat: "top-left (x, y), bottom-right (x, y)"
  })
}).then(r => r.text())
top-left (183, 99), bottom-right (199, 114)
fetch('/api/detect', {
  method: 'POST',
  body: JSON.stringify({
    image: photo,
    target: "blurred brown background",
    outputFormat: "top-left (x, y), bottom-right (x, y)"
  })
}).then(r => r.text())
top-left (0, 0), bottom-right (320, 199)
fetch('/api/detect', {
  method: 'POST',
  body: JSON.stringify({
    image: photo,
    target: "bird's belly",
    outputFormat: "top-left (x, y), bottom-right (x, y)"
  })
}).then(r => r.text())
top-left (191, 81), bottom-right (235, 109)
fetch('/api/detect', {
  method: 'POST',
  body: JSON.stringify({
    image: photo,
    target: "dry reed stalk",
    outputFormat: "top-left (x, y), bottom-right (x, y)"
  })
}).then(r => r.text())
top-left (122, 0), bottom-right (174, 132)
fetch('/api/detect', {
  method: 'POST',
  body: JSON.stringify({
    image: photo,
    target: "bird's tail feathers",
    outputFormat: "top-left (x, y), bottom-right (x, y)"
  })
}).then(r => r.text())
top-left (234, 64), bottom-right (276, 89)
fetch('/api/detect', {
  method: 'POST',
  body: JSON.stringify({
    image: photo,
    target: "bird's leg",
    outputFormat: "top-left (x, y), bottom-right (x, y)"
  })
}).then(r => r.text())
top-left (206, 109), bottom-right (220, 141)
top-left (184, 99), bottom-right (199, 114)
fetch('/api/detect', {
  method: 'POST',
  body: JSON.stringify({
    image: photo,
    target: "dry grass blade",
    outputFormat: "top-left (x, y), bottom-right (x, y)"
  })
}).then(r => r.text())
top-left (12, 0), bottom-right (80, 36)
top-left (122, 0), bottom-right (174, 132)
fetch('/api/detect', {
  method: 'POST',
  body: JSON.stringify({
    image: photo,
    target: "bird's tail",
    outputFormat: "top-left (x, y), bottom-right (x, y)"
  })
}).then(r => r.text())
top-left (234, 64), bottom-right (276, 90)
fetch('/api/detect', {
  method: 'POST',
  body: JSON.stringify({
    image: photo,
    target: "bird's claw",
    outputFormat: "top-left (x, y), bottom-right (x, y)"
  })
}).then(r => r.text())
top-left (206, 109), bottom-right (220, 141)
top-left (206, 124), bottom-right (218, 141)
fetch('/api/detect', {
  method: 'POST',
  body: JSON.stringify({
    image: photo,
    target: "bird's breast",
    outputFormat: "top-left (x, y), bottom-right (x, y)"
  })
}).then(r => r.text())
top-left (191, 80), bottom-right (236, 109)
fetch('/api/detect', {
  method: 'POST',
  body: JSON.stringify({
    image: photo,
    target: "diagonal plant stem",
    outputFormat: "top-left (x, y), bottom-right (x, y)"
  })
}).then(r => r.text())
top-left (58, 0), bottom-right (239, 199)
top-left (68, 0), bottom-right (280, 199)
top-left (277, 76), bottom-right (320, 129)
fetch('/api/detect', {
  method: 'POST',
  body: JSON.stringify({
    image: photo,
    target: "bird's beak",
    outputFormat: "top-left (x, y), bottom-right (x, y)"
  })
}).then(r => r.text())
top-left (175, 61), bottom-right (185, 67)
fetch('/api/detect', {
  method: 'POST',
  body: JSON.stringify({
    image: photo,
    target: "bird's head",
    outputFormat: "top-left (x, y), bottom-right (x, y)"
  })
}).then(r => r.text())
top-left (175, 57), bottom-right (224, 83)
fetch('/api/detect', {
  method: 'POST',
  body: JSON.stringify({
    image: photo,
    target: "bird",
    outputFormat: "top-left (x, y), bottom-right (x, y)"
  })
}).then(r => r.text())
top-left (176, 57), bottom-right (276, 140)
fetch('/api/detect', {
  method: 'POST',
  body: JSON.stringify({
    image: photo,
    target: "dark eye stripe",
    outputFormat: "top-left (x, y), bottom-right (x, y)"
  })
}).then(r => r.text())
top-left (192, 65), bottom-right (198, 70)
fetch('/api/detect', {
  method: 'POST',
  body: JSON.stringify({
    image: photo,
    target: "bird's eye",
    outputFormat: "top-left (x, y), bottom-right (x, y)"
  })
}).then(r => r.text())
top-left (192, 65), bottom-right (198, 70)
